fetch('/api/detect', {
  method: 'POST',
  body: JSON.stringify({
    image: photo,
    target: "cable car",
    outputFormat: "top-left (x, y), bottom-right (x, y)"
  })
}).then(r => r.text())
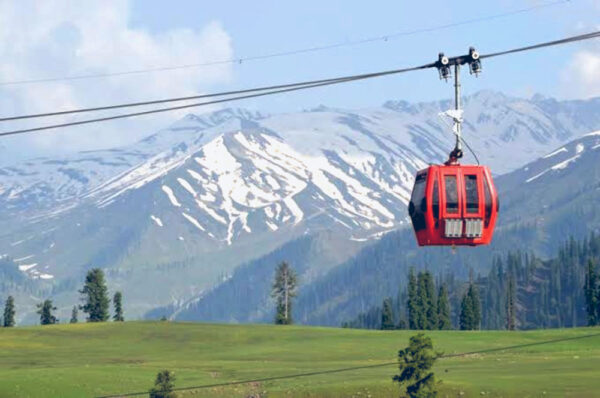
top-left (408, 49), bottom-right (498, 246)
top-left (409, 163), bottom-right (498, 246)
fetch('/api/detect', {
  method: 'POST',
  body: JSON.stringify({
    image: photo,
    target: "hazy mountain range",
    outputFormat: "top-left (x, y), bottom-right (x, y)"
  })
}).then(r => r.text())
top-left (1, 90), bottom-right (600, 324)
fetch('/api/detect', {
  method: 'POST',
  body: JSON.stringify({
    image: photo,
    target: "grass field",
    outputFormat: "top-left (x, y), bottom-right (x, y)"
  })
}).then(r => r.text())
top-left (0, 322), bottom-right (599, 398)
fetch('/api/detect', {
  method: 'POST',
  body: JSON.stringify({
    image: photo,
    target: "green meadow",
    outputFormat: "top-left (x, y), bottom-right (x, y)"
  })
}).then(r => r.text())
top-left (0, 322), bottom-right (599, 397)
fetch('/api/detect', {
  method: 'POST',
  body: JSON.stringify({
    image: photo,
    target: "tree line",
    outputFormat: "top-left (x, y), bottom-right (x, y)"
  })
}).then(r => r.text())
top-left (585, 258), bottom-right (600, 326)
top-left (345, 269), bottom-right (480, 331)
top-left (343, 232), bottom-right (600, 331)
top-left (1, 268), bottom-right (124, 326)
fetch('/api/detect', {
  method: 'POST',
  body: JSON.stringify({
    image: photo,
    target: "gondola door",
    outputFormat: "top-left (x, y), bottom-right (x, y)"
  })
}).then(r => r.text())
top-left (460, 168), bottom-right (485, 241)
top-left (439, 168), bottom-right (463, 240)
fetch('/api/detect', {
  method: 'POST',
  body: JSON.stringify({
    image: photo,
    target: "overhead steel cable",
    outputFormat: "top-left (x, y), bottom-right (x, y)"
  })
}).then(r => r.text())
top-left (2, 28), bottom-right (600, 138)
top-left (95, 331), bottom-right (600, 398)
top-left (0, 0), bottom-right (570, 87)
top-left (0, 64), bottom-right (434, 122)
top-left (0, 64), bottom-right (434, 137)
top-left (481, 30), bottom-right (600, 59)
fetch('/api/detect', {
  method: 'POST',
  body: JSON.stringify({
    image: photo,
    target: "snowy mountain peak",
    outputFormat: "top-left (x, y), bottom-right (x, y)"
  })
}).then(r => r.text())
top-left (497, 130), bottom-right (600, 191)
top-left (3, 93), bottom-right (600, 290)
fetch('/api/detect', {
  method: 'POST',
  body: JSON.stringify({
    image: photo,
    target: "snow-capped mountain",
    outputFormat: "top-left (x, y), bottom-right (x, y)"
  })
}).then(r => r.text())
top-left (173, 131), bottom-right (600, 326)
top-left (496, 130), bottom-right (600, 249)
top-left (2, 91), bottom-right (600, 320)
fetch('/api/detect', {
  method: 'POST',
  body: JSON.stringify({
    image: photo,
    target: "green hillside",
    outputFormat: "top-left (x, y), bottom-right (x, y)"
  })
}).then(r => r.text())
top-left (1, 322), bottom-right (599, 397)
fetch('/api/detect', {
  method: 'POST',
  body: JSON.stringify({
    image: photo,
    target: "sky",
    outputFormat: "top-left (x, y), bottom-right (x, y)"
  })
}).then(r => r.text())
top-left (0, 0), bottom-right (599, 162)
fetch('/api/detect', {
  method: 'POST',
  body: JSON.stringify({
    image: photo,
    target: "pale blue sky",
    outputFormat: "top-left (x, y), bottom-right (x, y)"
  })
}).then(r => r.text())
top-left (129, 0), bottom-right (599, 110)
top-left (0, 0), bottom-right (599, 160)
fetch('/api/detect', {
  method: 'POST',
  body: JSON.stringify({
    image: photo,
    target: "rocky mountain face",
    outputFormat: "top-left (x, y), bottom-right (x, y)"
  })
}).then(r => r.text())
top-left (173, 130), bottom-right (600, 326)
top-left (2, 91), bottom-right (600, 323)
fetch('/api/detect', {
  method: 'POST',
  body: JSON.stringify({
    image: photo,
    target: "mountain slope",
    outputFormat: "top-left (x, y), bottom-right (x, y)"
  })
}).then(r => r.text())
top-left (497, 130), bottom-right (600, 252)
top-left (172, 131), bottom-right (600, 326)
top-left (3, 91), bottom-right (600, 321)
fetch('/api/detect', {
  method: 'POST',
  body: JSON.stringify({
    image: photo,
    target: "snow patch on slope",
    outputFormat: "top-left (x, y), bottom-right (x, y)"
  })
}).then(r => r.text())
top-left (162, 185), bottom-right (181, 207)
top-left (182, 212), bottom-right (205, 231)
top-left (150, 215), bottom-right (163, 227)
top-left (543, 147), bottom-right (567, 158)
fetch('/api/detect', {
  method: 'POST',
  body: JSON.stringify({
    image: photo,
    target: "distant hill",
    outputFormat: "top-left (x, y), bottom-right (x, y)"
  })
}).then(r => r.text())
top-left (172, 131), bottom-right (600, 326)
top-left (3, 92), bottom-right (600, 322)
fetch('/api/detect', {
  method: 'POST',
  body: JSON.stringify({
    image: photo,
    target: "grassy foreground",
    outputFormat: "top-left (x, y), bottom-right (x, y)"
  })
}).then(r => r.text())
top-left (0, 322), bottom-right (599, 397)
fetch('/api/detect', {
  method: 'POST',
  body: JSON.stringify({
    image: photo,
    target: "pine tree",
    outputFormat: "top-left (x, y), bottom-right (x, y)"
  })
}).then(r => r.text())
top-left (468, 283), bottom-right (481, 330)
top-left (423, 272), bottom-right (438, 330)
top-left (3, 296), bottom-right (16, 327)
top-left (585, 259), bottom-right (598, 326)
top-left (271, 262), bottom-right (298, 325)
top-left (437, 284), bottom-right (451, 330)
top-left (459, 290), bottom-right (474, 330)
top-left (416, 272), bottom-right (428, 330)
top-left (149, 370), bottom-right (176, 398)
top-left (407, 268), bottom-right (419, 330)
top-left (506, 273), bottom-right (516, 330)
top-left (393, 333), bottom-right (441, 398)
top-left (79, 268), bottom-right (110, 322)
top-left (70, 306), bottom-right (78, 324)
top-left (381, 297), bottom-right (395, 330)
top-left (36, 300), bottom-right (58, 325)
top-left (113, 291), bottom-right (124, 322)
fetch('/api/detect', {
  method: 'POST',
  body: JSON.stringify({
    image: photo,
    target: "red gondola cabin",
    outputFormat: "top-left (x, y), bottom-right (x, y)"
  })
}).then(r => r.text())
top-left (408, 164), bottom-right (498, 246)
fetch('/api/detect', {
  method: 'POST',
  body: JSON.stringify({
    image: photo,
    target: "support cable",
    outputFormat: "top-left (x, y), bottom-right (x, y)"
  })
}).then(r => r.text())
top-left (1, 29), bottom-right (599, 138)
top-left (96, 331), bottom-right (600, 398)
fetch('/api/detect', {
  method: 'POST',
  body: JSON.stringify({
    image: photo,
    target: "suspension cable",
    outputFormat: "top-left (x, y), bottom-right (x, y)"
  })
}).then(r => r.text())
top-left (2, 29), bottom-right (600, 138)
top-left (96, 331), bottom-right (600, 398)
top-left (0, 64), bottom-right (434, 122)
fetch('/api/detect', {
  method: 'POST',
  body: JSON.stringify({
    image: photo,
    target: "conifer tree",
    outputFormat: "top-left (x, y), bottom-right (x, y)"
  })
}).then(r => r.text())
top-left (3, 296), bottom-right (16, 327)
top-left (70, 306), bottom-right (78, 324)
top-left (468, 283), bottom-right (481, 330)
top-left (113, 291), bottom-right (124, 322)
top-left (381, 297), bottom-right (395, 330)
top-left (585, 259), bottom-right (598, 326)
top-left (459, 290), bottom-right (474, 330)
top-left (79, 268), bottom-right (110, 322)
top-left (437, 284), bottom-right (451, 330)
top-left (423, 272), bottom-right (438, 330)
top-left (271, 262), bottom-right (298, 325)
top-left (36, 300), bottom-right (58, 325)
top-left (393, 333), bottom-right (441, 397)
top-left (506, 273), bottom-right (517, 330)
top-left (149, 370), bottom-right (176, 398)
top-left (407, 268), bottom-right (419, 330)
top-left (416, 272), bottom-right (428, 330)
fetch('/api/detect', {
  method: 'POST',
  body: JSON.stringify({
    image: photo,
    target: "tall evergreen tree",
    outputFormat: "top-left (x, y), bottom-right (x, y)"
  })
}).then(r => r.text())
top-left (79, 268), bottom-right (110, 322)
top-left (271, 262), bottom-right (298, 325)
top-left (506, 273), bottom-right (517, 330)
top-left (3, 296), bottom-right (16, 327)
top-left (584, 259), bottom-right (598, 326)
top-left (437, 284), bottom-right (451, 330)
top-left (113, 291), bottom-right (124, 322)
top-left (459, 290), bottom-right (474, 330)
top-left (36, 300), bottom-right (58, 325)
top-left (416, 272), bottom-right (428, 330)
top-left (423, 272), bottom-right (438, 330)
top-left (468, 283), bottom-right (481, 330)
top-left (70, 306), bottom-right (78, 324)
top-left (381, 297), bottom-right (395, 330)
top-left (407, 268), bottom-right (420, 330)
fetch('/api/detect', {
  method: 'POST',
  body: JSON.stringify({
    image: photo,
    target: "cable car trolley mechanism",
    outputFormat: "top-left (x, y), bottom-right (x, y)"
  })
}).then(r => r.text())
top-left (409, 48), bottom-right (498, 247)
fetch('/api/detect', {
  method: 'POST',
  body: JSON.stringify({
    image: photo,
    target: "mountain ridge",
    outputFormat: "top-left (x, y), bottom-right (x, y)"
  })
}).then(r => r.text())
top-left (2, 90), bottom-right (600, 322)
